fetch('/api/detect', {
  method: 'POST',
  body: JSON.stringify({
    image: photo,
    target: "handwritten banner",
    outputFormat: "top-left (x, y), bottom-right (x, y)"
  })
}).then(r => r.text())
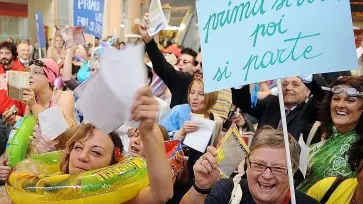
top-left (196, 0), bottom-right (358, 93)
top-left (73, 0), bottom-right (104, 38)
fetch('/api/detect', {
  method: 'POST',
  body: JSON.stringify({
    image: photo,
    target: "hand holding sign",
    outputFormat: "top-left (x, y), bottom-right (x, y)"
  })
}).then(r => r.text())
top-left (193, 146), bottom-right (220, 190)
top-left (61, 26), bottom-right (86, 50)
top-left (139, 14), bottom-right (153, 43)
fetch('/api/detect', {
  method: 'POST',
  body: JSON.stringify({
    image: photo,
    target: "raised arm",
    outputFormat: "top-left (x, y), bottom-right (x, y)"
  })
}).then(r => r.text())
top-left (232, 85), bottom-right (268, 120)
top-left (61, 46), bottom-right (77, 81)
top-left (126, 87), bottom-right (173, 204)
top-left (139, 13), bottom-right (189, 92)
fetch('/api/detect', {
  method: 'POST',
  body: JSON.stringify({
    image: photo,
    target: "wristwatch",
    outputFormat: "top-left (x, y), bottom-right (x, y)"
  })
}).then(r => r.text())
top-left (193, 180), bottom-right (211, 194)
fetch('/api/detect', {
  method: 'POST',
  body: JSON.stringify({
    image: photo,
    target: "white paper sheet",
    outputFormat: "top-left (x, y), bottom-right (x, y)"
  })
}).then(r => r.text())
top-left (38, 105), bottom-right (69, 140)
top-left (148, 0), bottom-right (168, 36)
top-left (298, 134), bottom-right (310, 178)
top-left (183, 115), bottom-right (216, 153)
top-left (77, 45), bottom-right (146, 134)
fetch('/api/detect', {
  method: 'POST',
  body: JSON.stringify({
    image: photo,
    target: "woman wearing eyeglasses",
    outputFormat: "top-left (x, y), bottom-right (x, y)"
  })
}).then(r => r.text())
top-left (180, 126), bottom-right (318, 204)
top-left (297, 76), bottom-right (363, 192)
top-left (3, 58), bottom-right (76, 154)
top-left (307, 136), bottom-right (363, 204)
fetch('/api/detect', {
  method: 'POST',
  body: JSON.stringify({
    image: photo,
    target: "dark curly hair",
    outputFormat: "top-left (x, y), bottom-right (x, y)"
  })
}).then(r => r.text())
top-left (348, 136), bottom-right (363, 172)
top-left (319, 76), bottom-right (363, 138)
top-left (0, 41), bottom-right (18, 59)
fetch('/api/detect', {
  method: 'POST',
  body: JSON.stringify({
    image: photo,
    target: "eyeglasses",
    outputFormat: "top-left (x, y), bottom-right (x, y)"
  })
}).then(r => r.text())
top-left (177, 59), bottom-right (193, 65)
top-left (249, 161), bottom-right (288, 177)
top-left (193, 60), bottom-right (202, 67)
top-left (322, 85), bottom-right (363, 97)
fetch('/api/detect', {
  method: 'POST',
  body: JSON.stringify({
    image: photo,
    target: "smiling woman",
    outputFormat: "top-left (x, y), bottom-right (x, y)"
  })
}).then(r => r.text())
top-left (180, 126), bottom-right (319, 204)
top-left (297, 76), bottom-right (363, 192)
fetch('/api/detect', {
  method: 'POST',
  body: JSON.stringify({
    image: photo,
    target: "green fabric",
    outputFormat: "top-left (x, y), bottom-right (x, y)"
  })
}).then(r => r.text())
top-left (297, 127), bottom-right (358, 192)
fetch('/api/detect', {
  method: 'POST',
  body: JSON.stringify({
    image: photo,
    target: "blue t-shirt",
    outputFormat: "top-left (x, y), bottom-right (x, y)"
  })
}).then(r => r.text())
top-left (160, 104), bottom-right (191, 133)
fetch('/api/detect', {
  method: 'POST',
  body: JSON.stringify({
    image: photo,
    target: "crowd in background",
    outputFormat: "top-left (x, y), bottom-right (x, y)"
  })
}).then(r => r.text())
top-left (0, 13), bottom-right (362, 204)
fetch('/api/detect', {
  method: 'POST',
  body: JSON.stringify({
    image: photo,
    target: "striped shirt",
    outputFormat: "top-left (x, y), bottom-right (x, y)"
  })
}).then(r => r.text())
top-left (211, 89), bottom-right (232, 122)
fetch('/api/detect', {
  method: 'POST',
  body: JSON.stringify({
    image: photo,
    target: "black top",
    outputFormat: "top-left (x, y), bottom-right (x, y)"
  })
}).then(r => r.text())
top-left (145, 39), bottom-right (193, 108)
top-left (231, 75), bottom-right (327, 141)
top-left (205, 179), bottom-right (319, 204)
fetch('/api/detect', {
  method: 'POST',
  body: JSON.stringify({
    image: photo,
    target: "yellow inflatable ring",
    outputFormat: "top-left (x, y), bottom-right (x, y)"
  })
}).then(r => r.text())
top-left (6, 151), bottom-right (149, 204)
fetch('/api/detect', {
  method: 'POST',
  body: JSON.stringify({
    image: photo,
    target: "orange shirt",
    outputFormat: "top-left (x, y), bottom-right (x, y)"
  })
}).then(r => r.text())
top-left (0, 60), bottom-right (26, 116)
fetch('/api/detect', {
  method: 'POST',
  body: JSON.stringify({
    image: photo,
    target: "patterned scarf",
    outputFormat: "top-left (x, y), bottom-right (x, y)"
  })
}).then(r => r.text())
top-left (297, 126), bottom-right (358, 192)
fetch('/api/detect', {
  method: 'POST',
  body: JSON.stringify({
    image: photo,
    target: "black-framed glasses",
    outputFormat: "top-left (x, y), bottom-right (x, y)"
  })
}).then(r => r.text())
top-left (249, 161), bottom-right (288, 177)
top-left (322, 85), bottom-right (363, 97)
top-left (193, 60), bottom-right (202, 67)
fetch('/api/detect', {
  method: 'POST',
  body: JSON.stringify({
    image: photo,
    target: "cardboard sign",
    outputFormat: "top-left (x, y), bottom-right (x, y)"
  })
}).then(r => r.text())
top-left (6, 71), bottom-right (30, 101)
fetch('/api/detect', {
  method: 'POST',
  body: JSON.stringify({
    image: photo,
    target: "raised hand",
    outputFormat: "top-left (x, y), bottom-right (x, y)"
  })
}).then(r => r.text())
top-left (131, 87), bottom-right (158, 136)
top-left (232, 111), bottom-right (245, 128)
top-left (193, 146), bottom-right (220, 190)
top-left (139, 13), bottom-right (153, 44)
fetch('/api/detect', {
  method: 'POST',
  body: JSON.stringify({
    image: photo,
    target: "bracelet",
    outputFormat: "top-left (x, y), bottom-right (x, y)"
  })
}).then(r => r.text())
top-left (193, 180), bottom-right (211, 194)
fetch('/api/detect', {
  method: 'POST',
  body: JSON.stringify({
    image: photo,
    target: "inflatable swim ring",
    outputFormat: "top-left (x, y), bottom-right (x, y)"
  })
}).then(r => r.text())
top-left (6, 151), bottom-right (149, 204)
top-left (6, 116), bottom-right (36, 167)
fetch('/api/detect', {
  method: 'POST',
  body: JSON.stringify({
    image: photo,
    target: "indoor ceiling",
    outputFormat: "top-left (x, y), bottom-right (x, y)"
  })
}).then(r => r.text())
top-left (166, 0), bottom-right (195, 26)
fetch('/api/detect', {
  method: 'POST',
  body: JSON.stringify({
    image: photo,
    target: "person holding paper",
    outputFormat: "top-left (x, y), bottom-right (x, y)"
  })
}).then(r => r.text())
top-left (307, 136), bottom-right (363, 204)
top-left (140, 14), bottom-right (233, 121)
top-left (232, 75), bottom-right (327, 141)
top-left (160, 79), bottom-right (222, 202)
top-left (0, 41), bottom-right (26, 156)
top-left (180, 126), bottom-right (318, 204)
top-left (297, 76), bottom-right (363, 192)
top-left (140, 16), bottom-right (191, 108)
top-left (4, 58), bottom-right (76, 153)
top-left (60, 87), bottom-right (173, 204)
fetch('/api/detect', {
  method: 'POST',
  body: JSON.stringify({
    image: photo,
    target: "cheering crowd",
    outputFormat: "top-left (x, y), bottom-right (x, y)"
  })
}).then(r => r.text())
top-left (0, 13), bottom-right (362, 204)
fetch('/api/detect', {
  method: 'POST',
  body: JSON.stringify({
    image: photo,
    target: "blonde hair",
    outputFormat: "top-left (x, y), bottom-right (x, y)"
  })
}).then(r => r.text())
top-left (229, 126), bottom-right (301, 204)
top-left (250, 126), bottom-right (301, 173)
top-left (188, 79), bottom-right (218, 114)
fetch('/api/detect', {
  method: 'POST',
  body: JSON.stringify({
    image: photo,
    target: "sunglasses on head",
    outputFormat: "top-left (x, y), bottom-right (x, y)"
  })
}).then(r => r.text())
top-left (29, 59), bottom-right (57, 78)
top-left (29, 59), bottom-right (46, 68)
top-left (322, 85), bottom-right (363, 97)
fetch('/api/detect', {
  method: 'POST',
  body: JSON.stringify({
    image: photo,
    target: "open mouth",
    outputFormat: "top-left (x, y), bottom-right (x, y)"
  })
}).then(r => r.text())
top-left (130, 145), bottom-right (139, 153)
top-left (336, 111), bottom-right (348, 116)
top-left (258, 182), bottom-right (275, 191)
